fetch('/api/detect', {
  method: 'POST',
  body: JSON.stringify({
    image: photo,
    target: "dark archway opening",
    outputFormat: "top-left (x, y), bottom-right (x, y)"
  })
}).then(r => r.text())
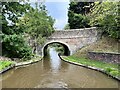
top-left (43, 42), bottom-right (70, 57)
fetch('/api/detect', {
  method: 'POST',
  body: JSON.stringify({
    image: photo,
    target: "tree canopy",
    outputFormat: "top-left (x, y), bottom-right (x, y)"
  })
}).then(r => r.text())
top-left (20, 3), bottom-right (54, 45)
top-left (18, 3), bottom-right (55, 53)
top-left (68, 1), bottom-right (93, 29)
top-left (1, 1), bottom-right (54, 58)
top-left (68, 1), bottom-right (119, 39)
top-left (89, 1), bottom-right (120, 39)
top-left (1, 2), bottom-right (33, 58)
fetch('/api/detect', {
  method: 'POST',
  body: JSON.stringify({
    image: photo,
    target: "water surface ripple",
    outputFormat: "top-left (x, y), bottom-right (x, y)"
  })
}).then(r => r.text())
top-left (1, 48), bottom-right (119, 88)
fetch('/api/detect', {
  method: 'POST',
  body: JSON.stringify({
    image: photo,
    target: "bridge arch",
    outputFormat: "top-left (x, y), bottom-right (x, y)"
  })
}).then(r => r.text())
top-left (42, 41), bottom-right (71, 57)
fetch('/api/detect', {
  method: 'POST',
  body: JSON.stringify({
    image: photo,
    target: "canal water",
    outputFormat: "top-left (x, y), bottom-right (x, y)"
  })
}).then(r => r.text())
top-left (0, 48), bottom-right (119, 88)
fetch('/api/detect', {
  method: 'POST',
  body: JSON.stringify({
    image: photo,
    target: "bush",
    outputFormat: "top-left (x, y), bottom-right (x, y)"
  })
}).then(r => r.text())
top-left (104, 67), bottom-right (115, 73)
top-left (104, 67), bottom-right (119, 77)
top-left (0, 61), bottom-right (13, 71)
top-left (110, 71), bottom-right (119, 77)
top-left (2, 34), bottom-right (32, 59)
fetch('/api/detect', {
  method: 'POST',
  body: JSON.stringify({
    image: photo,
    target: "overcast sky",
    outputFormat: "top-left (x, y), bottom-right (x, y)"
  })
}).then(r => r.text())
top-left (45, 1), bottom-right (69, 30)
top-left (31, 0), bottom-right (70, 30)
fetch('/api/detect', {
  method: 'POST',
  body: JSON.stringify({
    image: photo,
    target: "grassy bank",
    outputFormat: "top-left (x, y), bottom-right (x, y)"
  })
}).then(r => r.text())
top-left (15, 55), bottom-right (42, 66)
top-left (61, 36), bottom-right (120, 79)
top-left (0, 61), bottom-right (15, 71)
top-left (74, 36), bottom-right (119, 58)
top-left (0, 55), bottom-right (42, 73)
top-left (62, 56), bottom-right (120, 79)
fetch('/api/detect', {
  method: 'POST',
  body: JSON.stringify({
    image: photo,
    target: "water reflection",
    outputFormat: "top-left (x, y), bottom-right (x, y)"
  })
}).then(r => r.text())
top-left (49, 48), bottom-right (61, 72)
top-left (43, 47), bottom-right (69, 74)
top-left (1, 47), bottom-right (119, 88)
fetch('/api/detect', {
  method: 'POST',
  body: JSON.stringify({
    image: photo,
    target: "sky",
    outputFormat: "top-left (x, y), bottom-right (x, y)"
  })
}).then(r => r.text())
top-left (31, 0), bottom-right (70, 30)
top-left (45, 1), bottom-right (70, 30)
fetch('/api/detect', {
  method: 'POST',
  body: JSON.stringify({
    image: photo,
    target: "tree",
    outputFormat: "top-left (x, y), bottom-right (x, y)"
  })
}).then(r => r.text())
top-left (18, 3), bottom-right (55, 53)
top-left (1, 1), bottom-right (32, 59)
top-left (89, 1), bottom-right (120, 39)
top-left (69, 2), bottom-right (93, 15)
top-left (68, 11), bottom-right (90, 29)
top-left (68, 1), bottom-right (93, 29)
top-left (64, 24), bottom-right (70, 30)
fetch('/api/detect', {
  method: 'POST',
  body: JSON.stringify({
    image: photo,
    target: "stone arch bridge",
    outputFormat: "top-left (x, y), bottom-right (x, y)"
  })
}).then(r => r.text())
top-left (40, 27), bottom-right (101, 56)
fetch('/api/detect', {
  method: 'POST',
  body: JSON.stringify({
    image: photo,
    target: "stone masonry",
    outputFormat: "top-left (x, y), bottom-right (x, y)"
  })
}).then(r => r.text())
top-left (40, 27), bottom-right (101, 56)
top-left (87, 52), bottom-right (120, 64)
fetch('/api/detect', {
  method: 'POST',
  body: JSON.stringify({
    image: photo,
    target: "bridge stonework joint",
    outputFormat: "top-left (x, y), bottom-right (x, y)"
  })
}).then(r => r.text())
top-left (39, 27), bottom-right (101, 56)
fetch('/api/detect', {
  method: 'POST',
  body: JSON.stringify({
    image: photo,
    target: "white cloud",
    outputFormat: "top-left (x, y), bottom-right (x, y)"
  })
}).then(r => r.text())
top-left (54, 18), bottom-right (68, 30)
top-left (30, 0), bottom-right (69, 29)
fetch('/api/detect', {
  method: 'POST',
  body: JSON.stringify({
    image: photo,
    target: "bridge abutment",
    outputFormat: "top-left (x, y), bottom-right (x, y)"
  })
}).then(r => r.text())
top-left (38, 27), bottom-right (101, 57)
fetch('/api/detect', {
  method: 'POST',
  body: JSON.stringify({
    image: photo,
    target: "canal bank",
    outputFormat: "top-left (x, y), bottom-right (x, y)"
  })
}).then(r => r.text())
top-left (58, 36), bottom-right (120, 81)
top-left (0, 56), bottom-right (42, 74)
top-left (59, 55), bottom-right (120, 81)
top-left (1, 48), bottom-right (119, 88)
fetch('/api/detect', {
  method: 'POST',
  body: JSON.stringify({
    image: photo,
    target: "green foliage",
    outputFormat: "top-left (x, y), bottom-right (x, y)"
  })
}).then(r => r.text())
top-left (49, 43), bottom-right (65, 55)
top-left (64, 24), bottom-right (70, 30)
top-left (62, 56), bottom-right (120, 78)
top-left (2, 1), bottom-right (33, 59)
top-left (0, 61), bottom-right (14, 71)
top-left (105, 67), bottom-right (116, 73)
top-left (2, 1), bottom-right (54, 58)
top-left (68, 1), bottom-right (119, 39)
top-left (69, 2), bottom-right (93, 15)
top-left (19, 3), bottom-right (55, 45)
top-left (89, 1), bottom-right (120, 39)
top-left (110, 71), bottom-right (119, 77)
top-left (68, 12), bottom-right (90, 29)
top-left (55, 46), bottom-right (65, 55)
top-left (104, 67), bottom-right (120, 77)
top-left (68, 2), bottom-right (93, 29)
top-left (2, 34), bottom-right (32, 59)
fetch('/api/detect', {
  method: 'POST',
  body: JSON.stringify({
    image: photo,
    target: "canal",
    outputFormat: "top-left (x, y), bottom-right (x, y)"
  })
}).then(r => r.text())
top-left (0, 48), bottom-right (119, 88)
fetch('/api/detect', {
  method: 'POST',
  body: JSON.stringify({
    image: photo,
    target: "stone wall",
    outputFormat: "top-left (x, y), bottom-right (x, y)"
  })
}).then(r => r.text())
top-left (49, 27), bottom-right (101, 39)
top-left (40, 27), bottom-right (101, 56)
top-left (87, 52), bottom-right (120, 64)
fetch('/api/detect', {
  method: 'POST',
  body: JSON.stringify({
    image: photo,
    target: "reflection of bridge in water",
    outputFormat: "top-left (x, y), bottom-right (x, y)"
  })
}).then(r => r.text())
top-left (41, 27), bottom-right (101, 56)
top-left (2, 46), bottom-right (119, 88)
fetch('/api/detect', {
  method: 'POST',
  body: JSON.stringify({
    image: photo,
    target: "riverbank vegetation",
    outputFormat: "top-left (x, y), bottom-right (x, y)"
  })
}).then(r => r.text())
top-left (0, 55), bottom-right (42, 73)
top-left (73, 36), bottom-right (119, 58)
top-left (0, 61), bottom-right (14, 71)
top-left (64, 1), bottom-right (120, 79)
top-left (68, 2), bottom-right (92, 29)
top-left (62, 56), bottom-right (120, 79)
top-left (61, 36), bottom-right (120, 79)
top-left (15, 55), bottom-right (42, 67)
top-left (1, 1), bottom-right (54, 60)
top-left (1, 1), bottom-right (54, 72)
top-left (49, 43), bottom-right (65, 55)
top-left (67, 1), bottom-right (119, 39)
top-left (1, 1), bottom-right (119, 80)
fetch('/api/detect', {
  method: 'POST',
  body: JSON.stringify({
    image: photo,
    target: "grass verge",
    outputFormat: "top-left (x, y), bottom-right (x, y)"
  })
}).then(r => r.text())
top-left (62, 56), bottom-right (120, 79)
top-left (15, 55), bottom-right (42, 66)
top-left (0, 55), bottom-right (42, 73)
top-left (73, 36), bottom-right (119, 58)
top-left (0, 61), bottom-right (14, 71)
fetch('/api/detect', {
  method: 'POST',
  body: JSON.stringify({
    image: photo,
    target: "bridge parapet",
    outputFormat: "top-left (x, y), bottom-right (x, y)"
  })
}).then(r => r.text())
top-left (49, 27), bottom-right (98, 39)
top-left (40, 27), bottom-right (101, 56)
